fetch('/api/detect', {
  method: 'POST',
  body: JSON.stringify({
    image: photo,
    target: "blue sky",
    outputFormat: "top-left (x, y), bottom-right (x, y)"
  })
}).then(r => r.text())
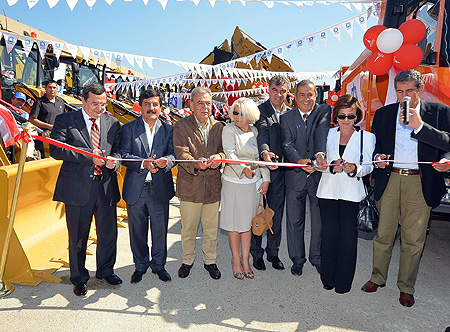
top-left (1, 0), bottom-right (378, 87)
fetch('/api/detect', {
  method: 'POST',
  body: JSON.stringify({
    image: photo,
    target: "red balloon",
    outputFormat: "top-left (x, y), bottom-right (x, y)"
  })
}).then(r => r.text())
top-left (399, 19), bottom-right (427, 44)
top-left (133, 101), bottom-right (140, 114)
top-left (393, 44), bottom-right (423, 70)
top-left (367, 52), bottom-right (394, 75)
top-left (363, 25), bottom-right (387, 52)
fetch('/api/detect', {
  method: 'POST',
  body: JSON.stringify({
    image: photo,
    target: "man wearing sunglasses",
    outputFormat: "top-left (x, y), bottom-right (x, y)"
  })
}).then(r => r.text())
top-left (361, 70), bottom-right (450, 307)
top-left (251, 75), bottom-right (290, 272)
top-left (280, 80), bottom-right (331, 277)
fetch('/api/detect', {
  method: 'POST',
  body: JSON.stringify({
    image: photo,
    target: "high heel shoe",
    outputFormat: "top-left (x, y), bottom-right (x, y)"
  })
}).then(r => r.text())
top-left (231, 259), bottom-right (244, 280)
top-left (243, 270), bottom-right (254, 279)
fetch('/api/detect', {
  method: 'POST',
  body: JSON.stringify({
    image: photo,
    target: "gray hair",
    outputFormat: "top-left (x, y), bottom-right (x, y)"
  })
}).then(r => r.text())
top-left (191, 86), bottom-right (212, 101)
top-left (394, 70), bottom-right (423, 89)
top-left (269, 75), bottom-right (289, 88)
top-left (82, 82), bottom-right (106, 100)
top-left (295, 79), bottom-right (316, 95)
top-left (229, 97), bottom-right (260, 124)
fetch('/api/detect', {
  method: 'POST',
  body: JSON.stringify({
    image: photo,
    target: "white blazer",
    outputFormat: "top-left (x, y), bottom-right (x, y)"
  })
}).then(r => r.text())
top-left (317, 127), bottom-right (375, 202)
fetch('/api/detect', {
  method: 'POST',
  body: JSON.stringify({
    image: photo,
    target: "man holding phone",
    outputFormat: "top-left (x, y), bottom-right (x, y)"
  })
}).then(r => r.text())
top-left (362, 70), bottom-right (450, 307)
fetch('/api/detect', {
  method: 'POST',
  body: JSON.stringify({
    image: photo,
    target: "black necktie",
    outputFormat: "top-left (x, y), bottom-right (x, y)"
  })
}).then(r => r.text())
top-left (303, 113), bottom-right (308, 129)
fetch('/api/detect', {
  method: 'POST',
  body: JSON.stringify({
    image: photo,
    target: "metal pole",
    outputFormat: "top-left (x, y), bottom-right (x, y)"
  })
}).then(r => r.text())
top-left (0, 123), bottom-right (34, 297)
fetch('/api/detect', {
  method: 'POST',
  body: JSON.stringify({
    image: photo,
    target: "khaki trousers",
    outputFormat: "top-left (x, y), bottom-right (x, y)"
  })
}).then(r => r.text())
top-left (371, 173), bottom-right (431, 294)
top-left (179, 200), bottom-right (220, 265)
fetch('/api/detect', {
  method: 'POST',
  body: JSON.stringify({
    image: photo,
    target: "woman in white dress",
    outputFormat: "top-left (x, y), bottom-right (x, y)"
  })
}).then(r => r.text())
top-left (221, 98), bottom-right (270, 280)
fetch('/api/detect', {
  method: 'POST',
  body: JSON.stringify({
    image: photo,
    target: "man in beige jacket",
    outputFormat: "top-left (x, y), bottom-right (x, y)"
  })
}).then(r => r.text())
top-left (173, 87), bottom-right (225, 280)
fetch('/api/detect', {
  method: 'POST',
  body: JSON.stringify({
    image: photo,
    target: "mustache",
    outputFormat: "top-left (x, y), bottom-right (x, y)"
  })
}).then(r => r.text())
top-left (146, 110), bottom-right (157, 114)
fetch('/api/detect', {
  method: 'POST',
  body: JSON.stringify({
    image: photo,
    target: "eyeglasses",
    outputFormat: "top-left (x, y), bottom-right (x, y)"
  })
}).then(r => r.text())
top-left (89, 102), bottom-right (107, 108)
top-left (233, 111), bottom-right (242, 116)
top-left (337, 114), bottom-right (357, 120)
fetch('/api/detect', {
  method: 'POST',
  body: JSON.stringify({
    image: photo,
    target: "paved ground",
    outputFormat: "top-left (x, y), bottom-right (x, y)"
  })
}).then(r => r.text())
top-left (0, 199), bottom-right (449, 332)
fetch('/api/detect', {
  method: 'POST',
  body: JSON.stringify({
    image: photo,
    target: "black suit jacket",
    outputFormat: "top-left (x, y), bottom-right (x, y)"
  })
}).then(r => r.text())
top-left (120, 117), bottom-right (175, 205)
top-left (50, 110), bottom-right (121, 207)
top-left (281, 104), bottom-right (331, 191)
top-left (255, 100), bottom-right (290, 182)
top-left (372, 100), bottom-right (450, 207)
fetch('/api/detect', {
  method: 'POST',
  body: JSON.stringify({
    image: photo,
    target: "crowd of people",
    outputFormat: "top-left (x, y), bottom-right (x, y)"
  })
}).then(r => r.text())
top-left (46, 70), bottom-right (450, 309)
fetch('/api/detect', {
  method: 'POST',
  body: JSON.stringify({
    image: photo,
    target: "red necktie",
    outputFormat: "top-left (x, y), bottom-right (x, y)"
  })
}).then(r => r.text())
top-left (90, 118), bottom-right (102, 175)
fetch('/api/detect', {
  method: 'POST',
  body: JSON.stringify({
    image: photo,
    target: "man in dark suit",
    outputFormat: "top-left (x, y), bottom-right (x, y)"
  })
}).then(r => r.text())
top-left (361, 70), bottom-right (450, 307)
top-left (50, 83), bottom-right (122, 296)
top-left (251, 75), bottom-right (290, 271)
top-left (120, 89), bottom-right (176, 283)
top-left (280, 80), bottom-right (331, 276)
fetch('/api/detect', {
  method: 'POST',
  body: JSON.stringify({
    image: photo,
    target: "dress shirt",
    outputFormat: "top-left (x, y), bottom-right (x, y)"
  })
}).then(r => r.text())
top-left (393, 101), bottom-right (420, 169)
top-left (81, 108), bottom-right (101, 136)
top-left (195, 116), bottom-right (211, 145)
top-left (141, 120), bottom-right (156, 181)
top-left (269, 101), bottom-right (287, 123)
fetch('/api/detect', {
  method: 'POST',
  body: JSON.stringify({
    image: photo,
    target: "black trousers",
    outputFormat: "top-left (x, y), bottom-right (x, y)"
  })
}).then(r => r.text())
top-left (127, 184), bottom-right (169, 273)
top-left (65, 181), bottom-right (118, 286)
top-left (319, 198), bottom-right (359, 294)
top-left (251, 171), bottom-right (285, 258)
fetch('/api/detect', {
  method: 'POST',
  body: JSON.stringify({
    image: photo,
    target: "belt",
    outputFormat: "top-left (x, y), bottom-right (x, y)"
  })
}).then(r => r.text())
top-left (144, 180), bottom-right (153, 186)
top-left (392, 167), bottom-right (420, 176)
top-left (92, 174), bottom-right (103, 181)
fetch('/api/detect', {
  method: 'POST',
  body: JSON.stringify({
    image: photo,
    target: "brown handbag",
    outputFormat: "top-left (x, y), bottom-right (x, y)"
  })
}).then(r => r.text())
top-left (252, 194), bottom-right (274, 236)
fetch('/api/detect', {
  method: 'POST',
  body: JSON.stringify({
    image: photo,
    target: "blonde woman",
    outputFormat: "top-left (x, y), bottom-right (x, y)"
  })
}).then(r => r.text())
top-left (221, 98), bottom-right (270, 280)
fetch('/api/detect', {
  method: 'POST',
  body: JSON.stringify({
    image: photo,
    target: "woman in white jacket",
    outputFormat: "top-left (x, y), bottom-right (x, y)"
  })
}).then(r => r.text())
top-left (221, 98), bottom-right (270, 280)
top-left (316, 95), bottom-right (375, 293)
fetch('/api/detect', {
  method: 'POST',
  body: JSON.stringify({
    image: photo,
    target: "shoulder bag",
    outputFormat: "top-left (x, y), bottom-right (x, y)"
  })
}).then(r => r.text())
top-left (252, 194), bottom-right (274, 236)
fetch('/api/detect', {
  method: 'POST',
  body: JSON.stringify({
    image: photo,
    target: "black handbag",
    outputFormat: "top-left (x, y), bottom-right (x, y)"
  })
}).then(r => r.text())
top-left (356, 130), bottom-right (379, 232)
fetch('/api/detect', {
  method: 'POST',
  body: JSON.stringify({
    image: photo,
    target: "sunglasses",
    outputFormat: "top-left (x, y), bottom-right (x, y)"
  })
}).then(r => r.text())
top-left (232, 111), bottom-right (242, 116)
top-left (337, 114), bottom-right (357, 120)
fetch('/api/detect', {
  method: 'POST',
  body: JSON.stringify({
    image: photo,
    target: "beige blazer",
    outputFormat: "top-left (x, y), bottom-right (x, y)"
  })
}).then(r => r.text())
top-left (222, 122), bottom-right (270, 182)
top-left (173, 114), bottom-right (225, 204)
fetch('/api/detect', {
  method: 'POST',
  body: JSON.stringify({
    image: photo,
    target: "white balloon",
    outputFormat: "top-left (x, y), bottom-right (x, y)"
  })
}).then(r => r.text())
top-left (376, 28), bottom-right (404, 54)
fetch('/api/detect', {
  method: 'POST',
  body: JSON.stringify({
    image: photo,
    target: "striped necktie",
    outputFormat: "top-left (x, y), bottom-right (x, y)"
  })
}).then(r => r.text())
top-left (90, 118), bottom-right (102, 175)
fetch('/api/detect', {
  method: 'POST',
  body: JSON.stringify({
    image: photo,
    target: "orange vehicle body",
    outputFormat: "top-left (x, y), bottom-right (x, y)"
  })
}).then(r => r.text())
top-left (340, 0), bottom-right (450, 131)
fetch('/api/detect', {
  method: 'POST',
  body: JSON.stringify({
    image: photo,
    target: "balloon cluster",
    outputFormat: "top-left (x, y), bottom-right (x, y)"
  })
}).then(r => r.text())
top-left (363, 20), bottom-right (427, 75)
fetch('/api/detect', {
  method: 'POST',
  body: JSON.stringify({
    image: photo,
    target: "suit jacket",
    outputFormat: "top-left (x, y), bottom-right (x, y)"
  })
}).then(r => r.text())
top-left (50, 110), bottom-right (121, 207)
top-left (254, 100), bottom-right (290, 182)
top-left (173, 114), bottom-right (225, 204)
top-left (280, 104), bottom-right (332, 191)
top-left (120, 117), bottom-right (176, 205)
top-left (317, 127), bottom-right (375, 202)
top-left (372, 100), bottom-right (450, 207)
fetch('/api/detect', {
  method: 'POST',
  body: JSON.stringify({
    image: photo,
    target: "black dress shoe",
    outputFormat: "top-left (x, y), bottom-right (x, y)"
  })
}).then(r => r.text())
top-left (154, 269), bottom-right (172, 282)
top-left (73, 283), bottom-right (87, 296)
top-left (291, 264), bottom-right (303, 276)
top-left (98, 273), bottom-right (123, 285)
top-left (323, 284), bottom-right (334, 290)
top-left (204, 263), bottom-right (221, 279)
top-left (131, 270), bottom-right (146, 283)
top-left (178, 263), bottom-right (193, 278)
top-left (267, 256), bottom-right (285, 270)
top-left (253, 257), bottom-right (266, 271)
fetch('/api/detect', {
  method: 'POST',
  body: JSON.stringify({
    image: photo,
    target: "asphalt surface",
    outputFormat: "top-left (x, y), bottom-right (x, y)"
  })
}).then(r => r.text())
top-left (0, 199), bottom-right (449, 332)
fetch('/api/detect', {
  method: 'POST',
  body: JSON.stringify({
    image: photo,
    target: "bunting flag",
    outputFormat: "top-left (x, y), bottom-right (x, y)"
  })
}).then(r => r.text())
top-left (3, 33), bottom-right (18, 54)
top-left (37, 40), bottom-right (49, 60)
top-left (53, 42), bottom-right (63, 59)
top-left (7, 0), bottom-right (381, 11)
top-left (21, 36), bottom-right (34, 57)
top-left (0, 9), bottom-right (371, 79)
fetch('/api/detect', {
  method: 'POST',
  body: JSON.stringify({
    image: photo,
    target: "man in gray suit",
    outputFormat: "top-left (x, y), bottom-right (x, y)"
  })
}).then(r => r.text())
top-left (50, 83), bottom-right (122, 296)
top-left (120, 88), bottom-right (176, 283)
top-left (280, 80), bottom-right (331, 276)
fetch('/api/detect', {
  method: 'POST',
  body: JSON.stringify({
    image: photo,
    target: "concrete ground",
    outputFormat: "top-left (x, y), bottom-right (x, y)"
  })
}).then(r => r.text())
top-left (0, 199), bottom-right (449, 332)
